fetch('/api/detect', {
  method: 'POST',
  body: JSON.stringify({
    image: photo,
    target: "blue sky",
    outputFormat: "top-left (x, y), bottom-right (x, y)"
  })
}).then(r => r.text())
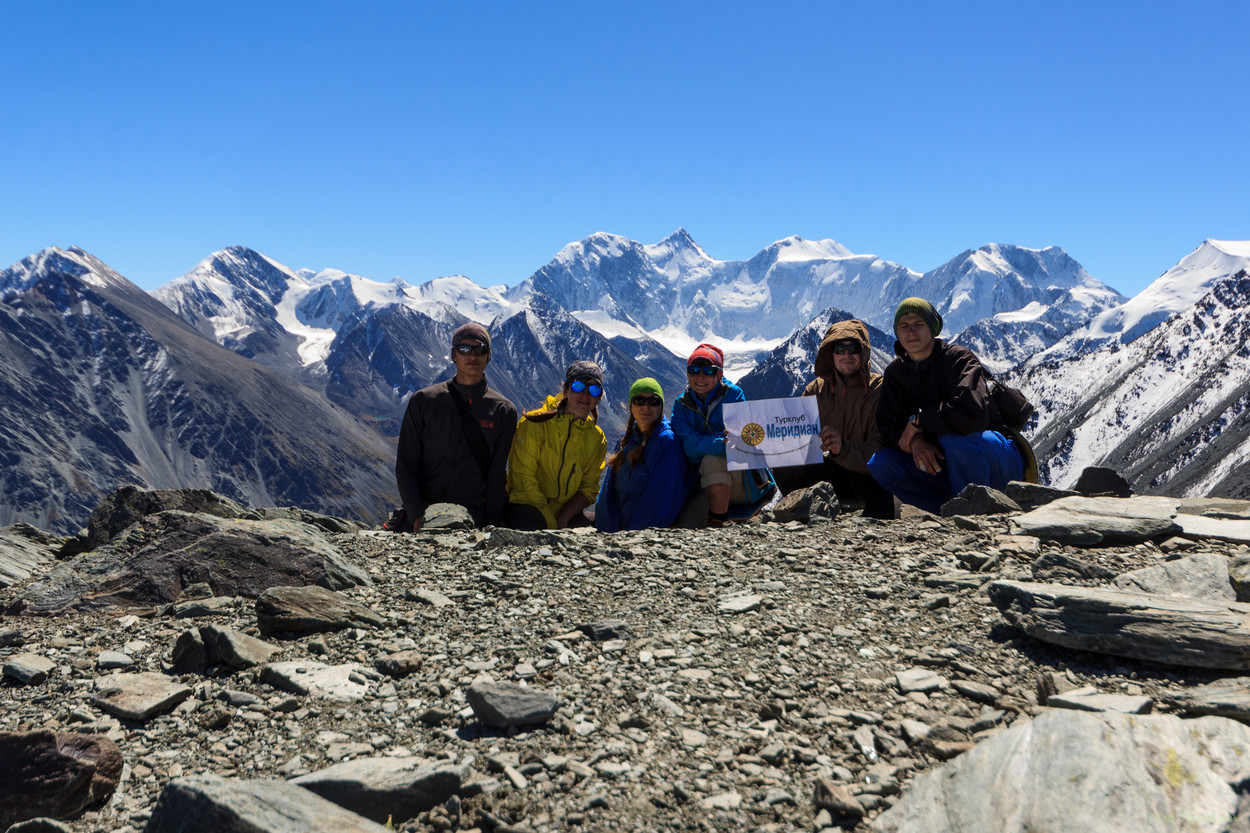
top-left (3, 1), bottom-right (1246, 296)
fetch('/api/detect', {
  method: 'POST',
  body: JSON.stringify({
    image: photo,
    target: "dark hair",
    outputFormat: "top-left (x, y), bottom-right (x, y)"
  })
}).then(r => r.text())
top-left (606, 412), bottom-right (654, 472)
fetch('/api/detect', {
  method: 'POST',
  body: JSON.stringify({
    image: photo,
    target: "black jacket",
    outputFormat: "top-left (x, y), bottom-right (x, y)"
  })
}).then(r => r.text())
top-left (876, 339), bottom-right (1008, 451)
top-left (395, 377), bottom-right (517, 526)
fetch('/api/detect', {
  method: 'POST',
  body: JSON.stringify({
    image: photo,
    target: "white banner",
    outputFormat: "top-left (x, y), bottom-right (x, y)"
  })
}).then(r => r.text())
top-left (723, 397), bottom-right (823, 471)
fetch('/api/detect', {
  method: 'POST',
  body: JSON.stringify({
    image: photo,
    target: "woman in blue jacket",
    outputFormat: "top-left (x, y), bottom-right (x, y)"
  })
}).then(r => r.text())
top-left (595, 378), bottom-right (688, 532)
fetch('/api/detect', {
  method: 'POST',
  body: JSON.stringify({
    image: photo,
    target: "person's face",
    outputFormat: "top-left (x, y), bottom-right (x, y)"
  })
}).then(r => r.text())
top-left (630, 393), bottom-right (663, 431)
top-left (896, 314), bottom-right (935, 360)
top-left (831, 341), bottom-right (863, 377)
top-left (687, 362), bottom-right (721, 396)
top-left (452, 339), bottom-right (489, 381)
top-left (565, 379), bottom-right (600, 419)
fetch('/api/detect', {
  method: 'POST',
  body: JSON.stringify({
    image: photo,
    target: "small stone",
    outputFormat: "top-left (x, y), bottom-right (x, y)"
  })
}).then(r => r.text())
top-left (700, 791), bottom-right (742, 810)
top-left (812, 778), bottom-right (864, 817)
top-left (466, 681), bottom-right (562, 728)
top-left (577, 620), bottom-right (632, 641)
top-left (95, 651), bottom-right (134, 670)
top-left (681, 729), bottom-right (709, 748)
top-left (717, 594), bottom-right (762, 614)
top-left (951, 680), bottom-right (1000, 704)
top-left (3, 654), bottom-right (56, 685)
top-left (895, 667), bottom-right (946, 694)
top-left (91, 672), bottom-right (192, 721)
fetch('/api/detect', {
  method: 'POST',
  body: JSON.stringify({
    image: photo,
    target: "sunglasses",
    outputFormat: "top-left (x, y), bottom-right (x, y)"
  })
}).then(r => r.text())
top-left (687, 364), bottom-right (721, 376)
top-left (569, 379), bottom-right (603, 398)
top-left (831, 343), bottom-right (861, 355)
top-left (631, 395), bottom-right (663, 407)
top-left (454, 344), bottom-right (490, 356)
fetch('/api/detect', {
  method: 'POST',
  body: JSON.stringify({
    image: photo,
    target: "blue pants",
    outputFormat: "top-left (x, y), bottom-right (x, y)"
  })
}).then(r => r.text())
top-left (867, 431), bottom-right (1024, 515)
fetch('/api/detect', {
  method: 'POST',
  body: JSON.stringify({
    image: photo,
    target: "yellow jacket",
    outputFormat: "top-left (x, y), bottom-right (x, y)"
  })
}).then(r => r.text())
top-left (506, 396), bottom-right (607, 528)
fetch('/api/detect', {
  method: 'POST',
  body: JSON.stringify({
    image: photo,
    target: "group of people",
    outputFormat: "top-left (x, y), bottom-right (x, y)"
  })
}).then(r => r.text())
top-left (393, 297), bottom-right (1028, 533)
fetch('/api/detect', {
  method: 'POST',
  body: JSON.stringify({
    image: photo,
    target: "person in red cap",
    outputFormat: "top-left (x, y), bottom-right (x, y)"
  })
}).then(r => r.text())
top-left (393, 322), bottom-right (518, 530)
top-left (671, 343), bottom-right (768, 527)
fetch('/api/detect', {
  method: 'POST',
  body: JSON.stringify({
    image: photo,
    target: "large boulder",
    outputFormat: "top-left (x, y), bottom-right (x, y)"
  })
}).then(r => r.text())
top-left (84, 486), bottom-right (257, 549)
top-left (875, 711), bottom-right (1250, 833)
top-left (1008, 496), bottom-right (1181, 546)
top-left (291, 756), bottom-right (469, 823)
top-left (145, 774), bottom-right (388, 832)
top-left (0, 731), bottom-right (123, 828)
top-left (6, 511), bottom-right (369, 616)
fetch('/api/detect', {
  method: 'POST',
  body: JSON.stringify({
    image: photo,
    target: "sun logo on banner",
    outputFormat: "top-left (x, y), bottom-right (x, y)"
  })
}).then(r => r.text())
top-left (741, 422), bottom-right (765, 446)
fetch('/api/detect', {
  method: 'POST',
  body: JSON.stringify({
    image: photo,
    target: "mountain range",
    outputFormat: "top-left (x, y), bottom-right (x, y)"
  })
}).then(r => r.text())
top-left (3, 233), bottom-right (1248, 533)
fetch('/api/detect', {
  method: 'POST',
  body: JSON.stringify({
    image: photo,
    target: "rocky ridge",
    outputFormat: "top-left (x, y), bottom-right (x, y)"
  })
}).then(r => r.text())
top-left (3, 489), bottom-right (1250, 832)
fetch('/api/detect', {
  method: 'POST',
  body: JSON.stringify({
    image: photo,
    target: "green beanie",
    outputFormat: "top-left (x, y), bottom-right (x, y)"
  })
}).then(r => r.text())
top-left (894, 297), bottom-right (943, 337)
top-left (628, 377), bottom-right (664, 408)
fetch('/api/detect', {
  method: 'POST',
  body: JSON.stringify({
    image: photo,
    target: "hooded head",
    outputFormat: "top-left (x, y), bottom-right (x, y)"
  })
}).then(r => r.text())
top-left (814, 319), bottom-right (872, 381)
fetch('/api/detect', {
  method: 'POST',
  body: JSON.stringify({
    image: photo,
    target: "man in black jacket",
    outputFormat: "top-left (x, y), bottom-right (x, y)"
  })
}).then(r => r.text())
top-left (867, 298), bottom-right (1023, 514)
top-left (395, 323), bottom-right (517, 530)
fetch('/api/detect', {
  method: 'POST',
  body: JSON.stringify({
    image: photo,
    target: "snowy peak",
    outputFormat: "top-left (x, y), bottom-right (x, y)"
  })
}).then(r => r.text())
top-left (1, 246), bottom-right (133, 297)
top-left (408, 275), bottom-right (508, 324)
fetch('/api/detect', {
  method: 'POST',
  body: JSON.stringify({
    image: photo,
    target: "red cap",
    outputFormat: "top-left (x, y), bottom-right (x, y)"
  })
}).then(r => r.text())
top-left (687, 343), bottom-right (724, 367)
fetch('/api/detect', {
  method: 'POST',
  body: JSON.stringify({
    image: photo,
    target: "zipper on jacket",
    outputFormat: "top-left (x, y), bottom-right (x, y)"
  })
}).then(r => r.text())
top-left (558, 418), bottom-right (575, 497)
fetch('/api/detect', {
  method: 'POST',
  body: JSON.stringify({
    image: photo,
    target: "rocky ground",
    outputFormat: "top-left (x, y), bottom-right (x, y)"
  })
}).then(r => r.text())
top-left (3, 488), bottom-right (1250, 832)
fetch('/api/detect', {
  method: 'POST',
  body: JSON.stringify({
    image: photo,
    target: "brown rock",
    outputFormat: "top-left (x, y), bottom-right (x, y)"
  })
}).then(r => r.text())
top-left (0, 731), bottom-right (123, 827)
top-left (256, 586), bottom-right (387, 635)
top-left (812, 778), bottom-right (864, 817)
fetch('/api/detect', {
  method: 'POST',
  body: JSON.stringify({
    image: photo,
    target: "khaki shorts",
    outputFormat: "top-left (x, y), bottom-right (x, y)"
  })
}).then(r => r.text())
top-left (699, 455), bottom-right (747, 503)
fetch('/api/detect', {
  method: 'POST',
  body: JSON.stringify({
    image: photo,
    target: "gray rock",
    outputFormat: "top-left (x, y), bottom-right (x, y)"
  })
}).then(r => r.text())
top-left (0, 731), bottom-right (123, 829)
top-left (577, 620), bottom-right (633, 641)
top-left (1046, 686), bottom-right (1153, 714)
top-left (1003, 481), bottom-right (1079, 509)
top-left (407, 588), bottom-right (454, 607)
top-left (940, 485), bottom-right (1021, 517)
top-left (1030, 552), bottom-right (1118, 583)
top-left (90, 672), bottom-right (192, 720)
top-left (990, 579), bottom-right (1250, 670)
top-left (259, 661), bottom-right (371, 702)
top-left (0, 523), bottom-right (59, 588)
top-left (717, 594), bottom-right (763, 614)
top-left (3, 653), bottom-right (55, 685)
top-left (1177, 497), bottom-right (1250, 520)
top-left (1073, 466), bottom-right (1133, 498)
top-left (144, 773), bottom-right (388, 832)
top-left (771, 482), bottom-right (839, 524)
top-left (484, 527), bottom-right (562, 549)
top-left (421, 503), bottom-right (475, 530)
top-left (202, 624), bottom-right (280, 669)
top-left (1164, 677), bottom-right (1250, 723)
top-left (812, 778), bottom-right (864, 817)
top-left (95, 651), bottom-right (134, 670)
top-left (874, 711), bottom-right (1250, 833)
top-left (1009, 496), bottom-right (1181, 546)
top-left (292, 756), bottom-right (469, 823)
top-left (170, 628), bottom-right (206, 675)
top-left (6, 818), bottom-right (75, 833)
top-left (83, 486), bottom-right (256, 549)
top-left (171, 596), bottom-right (239, 618)
top-left (259, 506), bottom-right (360, 534)
top-left (374, 651), bottom-right (423, 678)
top-left (466, 680), bottom-right (562, 728)
top-left (1111, 552), bottom-right (1234, 601)
top-left (895, 667), bottom-right (946, 694)
top-left (7, 511), bottom-right (369, 616)
top-left (1174, 514), bottom-right (1250, 545)
top-left (255, 586), bottom-right (386, 635)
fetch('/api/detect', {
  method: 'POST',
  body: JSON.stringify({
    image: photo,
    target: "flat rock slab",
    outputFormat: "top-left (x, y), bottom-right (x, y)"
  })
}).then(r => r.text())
top-left (145, 774), bottom-right (388, 832)
top-left (292, 756), bottom-right (469, 823)
top-left (409, 588), bottom-right (454, 607)
top-left (1046, 686), bottom-right (1153, 714)
top-left (1111, 552), bottom-right (1234, 601)
top-left (259, 661), bottom-right (371, 702)
top-left (875, 710), bottom-right (1250, 833)
top-left (6, 511), bottom-right (369, 616)
top-left (896, 667), bottom-right (946, 694)
top-left (990, 580), bottom-right (1250, 670)
top-left (1164, 678), bottom-right (1250, 723)
top-left (1177, 497), bottom-right (1250, 520)
top-left (91, 672), bottom-right (192, 721)
top-left (1008, 496), bottom-right (1181, 546)
top-left (1175, 514), bottom-right (1250, 544)
top-left (718, 594), bottom-right (763, 614)
top-left (467, 680), bottom-right (562, 728)
top-left (0, 731), bottom-right (123, 828)
top-left (255, 585), bottom-right (387, 635)
top-left (0, 523), bottom-right (58, 588)
top-left (4, 653), bottom-right (56, 685)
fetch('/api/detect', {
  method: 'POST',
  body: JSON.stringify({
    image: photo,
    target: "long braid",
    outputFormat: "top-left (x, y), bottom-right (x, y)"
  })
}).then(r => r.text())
top-left (627, 420), bottom-right (654, 467)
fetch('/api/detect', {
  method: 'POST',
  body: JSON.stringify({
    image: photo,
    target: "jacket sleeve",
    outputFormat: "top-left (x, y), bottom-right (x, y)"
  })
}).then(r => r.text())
top-left (834, 382), bottom-right (883, 472)
top-left (506, 417), bottom-right (554, 526)
top-left (920, 350), bottom-right (991, 437)
top-left (628, 431), bottom-right (688, 529)
top-left (394, 395), bottom-right (428, 523)
top-left (577, 427), bottom-right (608, 503)
top-left (485, 404), bottom-right (519, 526)
top-left (670, 398), bottom-right (725, 459)
top-left (876, 367), bottom-right (911, 452)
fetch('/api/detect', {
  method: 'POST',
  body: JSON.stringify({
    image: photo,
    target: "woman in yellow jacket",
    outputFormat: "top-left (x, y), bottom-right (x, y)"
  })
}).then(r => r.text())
top-left (504, 361), bottom-right (608, 530)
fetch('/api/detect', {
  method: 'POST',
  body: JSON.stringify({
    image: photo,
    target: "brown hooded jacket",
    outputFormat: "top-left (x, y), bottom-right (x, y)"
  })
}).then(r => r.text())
top-left (801, 319), bottom-right (882, 474)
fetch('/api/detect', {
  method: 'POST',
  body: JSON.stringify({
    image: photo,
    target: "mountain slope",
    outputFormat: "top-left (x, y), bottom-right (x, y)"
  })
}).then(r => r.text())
top-left (0, 247), bottom-right (396, 533)
top-left (1020, 270), bottom-right (1250, 496)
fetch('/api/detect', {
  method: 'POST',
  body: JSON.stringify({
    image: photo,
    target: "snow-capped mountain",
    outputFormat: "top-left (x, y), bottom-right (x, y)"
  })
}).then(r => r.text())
top-left (1019, 269), bottom-right (1250, 497)
top-left (0, 247), bottom-right (396, 533)
top-left (738, 309), bottom-right (893, 400)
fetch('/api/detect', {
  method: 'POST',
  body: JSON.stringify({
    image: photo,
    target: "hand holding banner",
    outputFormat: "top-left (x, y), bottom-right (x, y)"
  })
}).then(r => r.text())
top-left (723, 397), bottom-right (823, 471)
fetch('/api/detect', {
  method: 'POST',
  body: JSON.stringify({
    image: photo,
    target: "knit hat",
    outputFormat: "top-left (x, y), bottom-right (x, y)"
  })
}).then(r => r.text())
top-left (893, 298), bottom-right (943, 337)
top-left (565, 360), bottom-right (605, 387)
top-left (687, 343), bottom-right (724, 367)
top-left (452, 322), bottom-right (491, 348)
top-left (628, 377), bottom-right (664, 408)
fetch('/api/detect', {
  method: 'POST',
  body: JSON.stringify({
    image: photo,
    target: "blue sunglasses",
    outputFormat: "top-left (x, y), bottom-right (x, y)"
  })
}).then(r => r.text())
top-left (687, 364), bottom-right (721, 376)
top-left (569, 379), bottom-right (603, 398)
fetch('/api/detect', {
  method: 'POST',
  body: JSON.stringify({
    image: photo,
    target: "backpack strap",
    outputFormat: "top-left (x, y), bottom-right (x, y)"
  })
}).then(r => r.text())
top-left (446, 382), bottom-right (493, 476)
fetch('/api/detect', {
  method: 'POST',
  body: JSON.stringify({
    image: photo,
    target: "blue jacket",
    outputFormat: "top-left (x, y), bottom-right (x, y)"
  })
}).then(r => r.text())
top-left (595, 418), bottom-right (689, 532)
top-left (670, 380), bottom-right (746, 463)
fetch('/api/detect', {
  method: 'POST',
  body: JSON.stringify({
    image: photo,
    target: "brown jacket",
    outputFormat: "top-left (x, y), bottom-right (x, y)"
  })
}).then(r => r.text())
top-left (802, 319), bottom-right (883, 474)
